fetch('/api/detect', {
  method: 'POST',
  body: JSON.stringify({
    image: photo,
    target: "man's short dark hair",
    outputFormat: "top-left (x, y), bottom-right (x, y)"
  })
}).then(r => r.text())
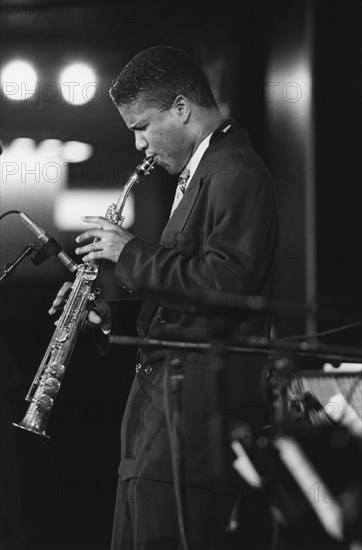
top-left (109, 46), bottom-right (217, 110)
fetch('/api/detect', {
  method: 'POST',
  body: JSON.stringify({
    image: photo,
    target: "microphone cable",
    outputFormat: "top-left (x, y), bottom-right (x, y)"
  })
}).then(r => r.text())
top-left (0, 209), bottom-right (20, 221)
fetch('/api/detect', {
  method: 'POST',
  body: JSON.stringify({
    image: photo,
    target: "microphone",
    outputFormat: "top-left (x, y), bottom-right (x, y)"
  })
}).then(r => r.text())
top-left (19, 212), bottom-right (78, 273)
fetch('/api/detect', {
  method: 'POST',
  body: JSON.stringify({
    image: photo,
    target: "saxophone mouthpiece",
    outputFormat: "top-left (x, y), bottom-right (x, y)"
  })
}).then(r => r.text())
top-left (136, 156), bottom-right (156, 176)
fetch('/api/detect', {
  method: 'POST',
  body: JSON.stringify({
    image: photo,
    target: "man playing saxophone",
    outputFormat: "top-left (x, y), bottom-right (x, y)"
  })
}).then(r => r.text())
top-left (50, 46), bottom-right (278, 549)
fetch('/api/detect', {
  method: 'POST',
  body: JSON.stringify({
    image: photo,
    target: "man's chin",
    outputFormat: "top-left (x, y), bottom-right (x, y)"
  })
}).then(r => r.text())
top-left (154, 157), bottom-right (179, 175)
top-left (163, 163), bottom-right (180, 175)
top-left (156, 160), bottom-right (172, 174)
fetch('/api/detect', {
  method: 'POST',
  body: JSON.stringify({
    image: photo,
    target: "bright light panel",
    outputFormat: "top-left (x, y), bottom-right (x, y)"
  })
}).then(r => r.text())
top-left (4, 138), bottom-right (93, 162)
top-left (59, 63), bottom-right (97, 105)
top-left (54, 190), bottom-right (135, 230)
top-left (1, 60), bottom-right (37, 101)
top-left (324, 363), bottom-right (362, 373)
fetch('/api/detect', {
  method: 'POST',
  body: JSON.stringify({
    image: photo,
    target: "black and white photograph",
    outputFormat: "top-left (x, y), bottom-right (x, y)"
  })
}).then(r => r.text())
top-left (0, 1), bottom-right (361, 549)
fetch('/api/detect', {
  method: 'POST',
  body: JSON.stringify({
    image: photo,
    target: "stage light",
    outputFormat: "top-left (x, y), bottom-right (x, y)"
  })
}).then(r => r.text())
top-left (6, 137), bottom-right (37, 157)
top-left (1, 60), bottom-right (37, 101)
top-left (37, 139), bottom-right (64, 158)
top-left (62, 141), bottom-right (93, 163)
top-left (59, 63), bottom-right (97, 105)
top-left (266, 54), bottom-right (312, 124)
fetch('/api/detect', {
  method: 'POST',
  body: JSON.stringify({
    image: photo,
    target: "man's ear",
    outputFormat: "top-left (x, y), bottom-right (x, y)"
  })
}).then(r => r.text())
top-left (173, 95), bottom-right (191, 123)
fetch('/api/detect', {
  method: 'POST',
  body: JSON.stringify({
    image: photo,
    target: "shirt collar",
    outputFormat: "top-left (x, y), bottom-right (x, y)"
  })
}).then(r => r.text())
top-left (209, 118), bottom-right (235, 143)
top-left (179, 131), bottom-right (213, 189)
top-left (179, 118), bottom-right (235, 187)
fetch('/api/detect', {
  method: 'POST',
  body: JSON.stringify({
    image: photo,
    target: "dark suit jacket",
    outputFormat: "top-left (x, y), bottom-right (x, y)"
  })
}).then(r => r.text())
top-left (112, 123), bottom-right (278, 486)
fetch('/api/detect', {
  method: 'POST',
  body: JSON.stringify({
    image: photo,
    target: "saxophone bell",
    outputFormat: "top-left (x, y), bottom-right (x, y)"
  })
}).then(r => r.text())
top-left (13, 394), bottom-right (54, 438)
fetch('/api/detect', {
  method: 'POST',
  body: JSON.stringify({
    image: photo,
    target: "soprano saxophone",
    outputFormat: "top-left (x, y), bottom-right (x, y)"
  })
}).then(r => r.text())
top-left (13, 157), bottom-right (155, 438)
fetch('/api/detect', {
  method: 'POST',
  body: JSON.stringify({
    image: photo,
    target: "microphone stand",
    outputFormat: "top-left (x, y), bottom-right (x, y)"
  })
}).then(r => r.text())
top-left (163, 353), bottom-right (189, 550)
top-left (0, 238), bottom-right (77, 284)
top-left (169, 357), bottom-right (187, 547)
top-left (0, 244), bottom-right (35, 283)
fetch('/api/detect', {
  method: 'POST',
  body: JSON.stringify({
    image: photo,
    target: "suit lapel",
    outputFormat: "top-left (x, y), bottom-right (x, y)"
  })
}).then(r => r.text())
top-left (160, 177), bottom-right (203, 243)
top-left (159, 126), bottom-right (249, 243)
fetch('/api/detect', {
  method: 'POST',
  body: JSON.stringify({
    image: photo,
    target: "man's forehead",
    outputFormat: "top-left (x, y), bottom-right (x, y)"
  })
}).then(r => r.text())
top-left (118, 97), bottom-right (156, 127)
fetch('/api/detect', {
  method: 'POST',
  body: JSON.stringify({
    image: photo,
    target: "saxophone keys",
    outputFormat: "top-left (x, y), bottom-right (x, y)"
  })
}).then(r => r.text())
top-left (88, 287), bottom-right (101, 302)
top-left (56, 329), bottom-right (69, 343)
top-left (42, 377), bottom-right (61, 396)
top-left (83, 262), bottom-right (98, 281)
top-left (48, 361), bottom-right (66, 378)
top-left (35, 394), bottom-right (53, 412)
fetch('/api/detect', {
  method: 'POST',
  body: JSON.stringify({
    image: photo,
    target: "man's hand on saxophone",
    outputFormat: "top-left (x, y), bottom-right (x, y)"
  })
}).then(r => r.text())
top-left (75, 216), bottom-right (134, 263)
top-left (48, 281), bottom-right (73, 315)
top-left (48, 281), bottom-right (112, 331)
top-left (48, 214), bottom-right (133, 329)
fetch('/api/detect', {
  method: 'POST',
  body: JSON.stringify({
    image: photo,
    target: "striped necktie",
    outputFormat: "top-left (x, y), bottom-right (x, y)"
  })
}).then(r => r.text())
top-left (170, 169), bottom-right (190, 217)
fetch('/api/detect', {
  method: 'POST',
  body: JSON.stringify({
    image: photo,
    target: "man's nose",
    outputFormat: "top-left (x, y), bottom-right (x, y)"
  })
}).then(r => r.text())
top-left (135, 132), bottom-right (148, 151)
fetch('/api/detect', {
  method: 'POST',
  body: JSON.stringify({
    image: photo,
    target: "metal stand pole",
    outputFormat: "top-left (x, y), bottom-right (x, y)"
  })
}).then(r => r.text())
top-left (0, 245), bottom-right (35, 283)
top-left (169, 357), bottom-right (187, 544)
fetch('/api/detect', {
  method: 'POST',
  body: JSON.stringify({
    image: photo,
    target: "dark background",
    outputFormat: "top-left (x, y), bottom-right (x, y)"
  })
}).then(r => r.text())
top-left (0, 1), bottom-right (361, 549)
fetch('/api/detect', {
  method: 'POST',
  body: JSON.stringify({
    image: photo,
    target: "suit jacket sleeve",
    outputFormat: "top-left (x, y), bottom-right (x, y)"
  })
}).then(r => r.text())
top-left (113, 146), bottom-right (277, 312)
